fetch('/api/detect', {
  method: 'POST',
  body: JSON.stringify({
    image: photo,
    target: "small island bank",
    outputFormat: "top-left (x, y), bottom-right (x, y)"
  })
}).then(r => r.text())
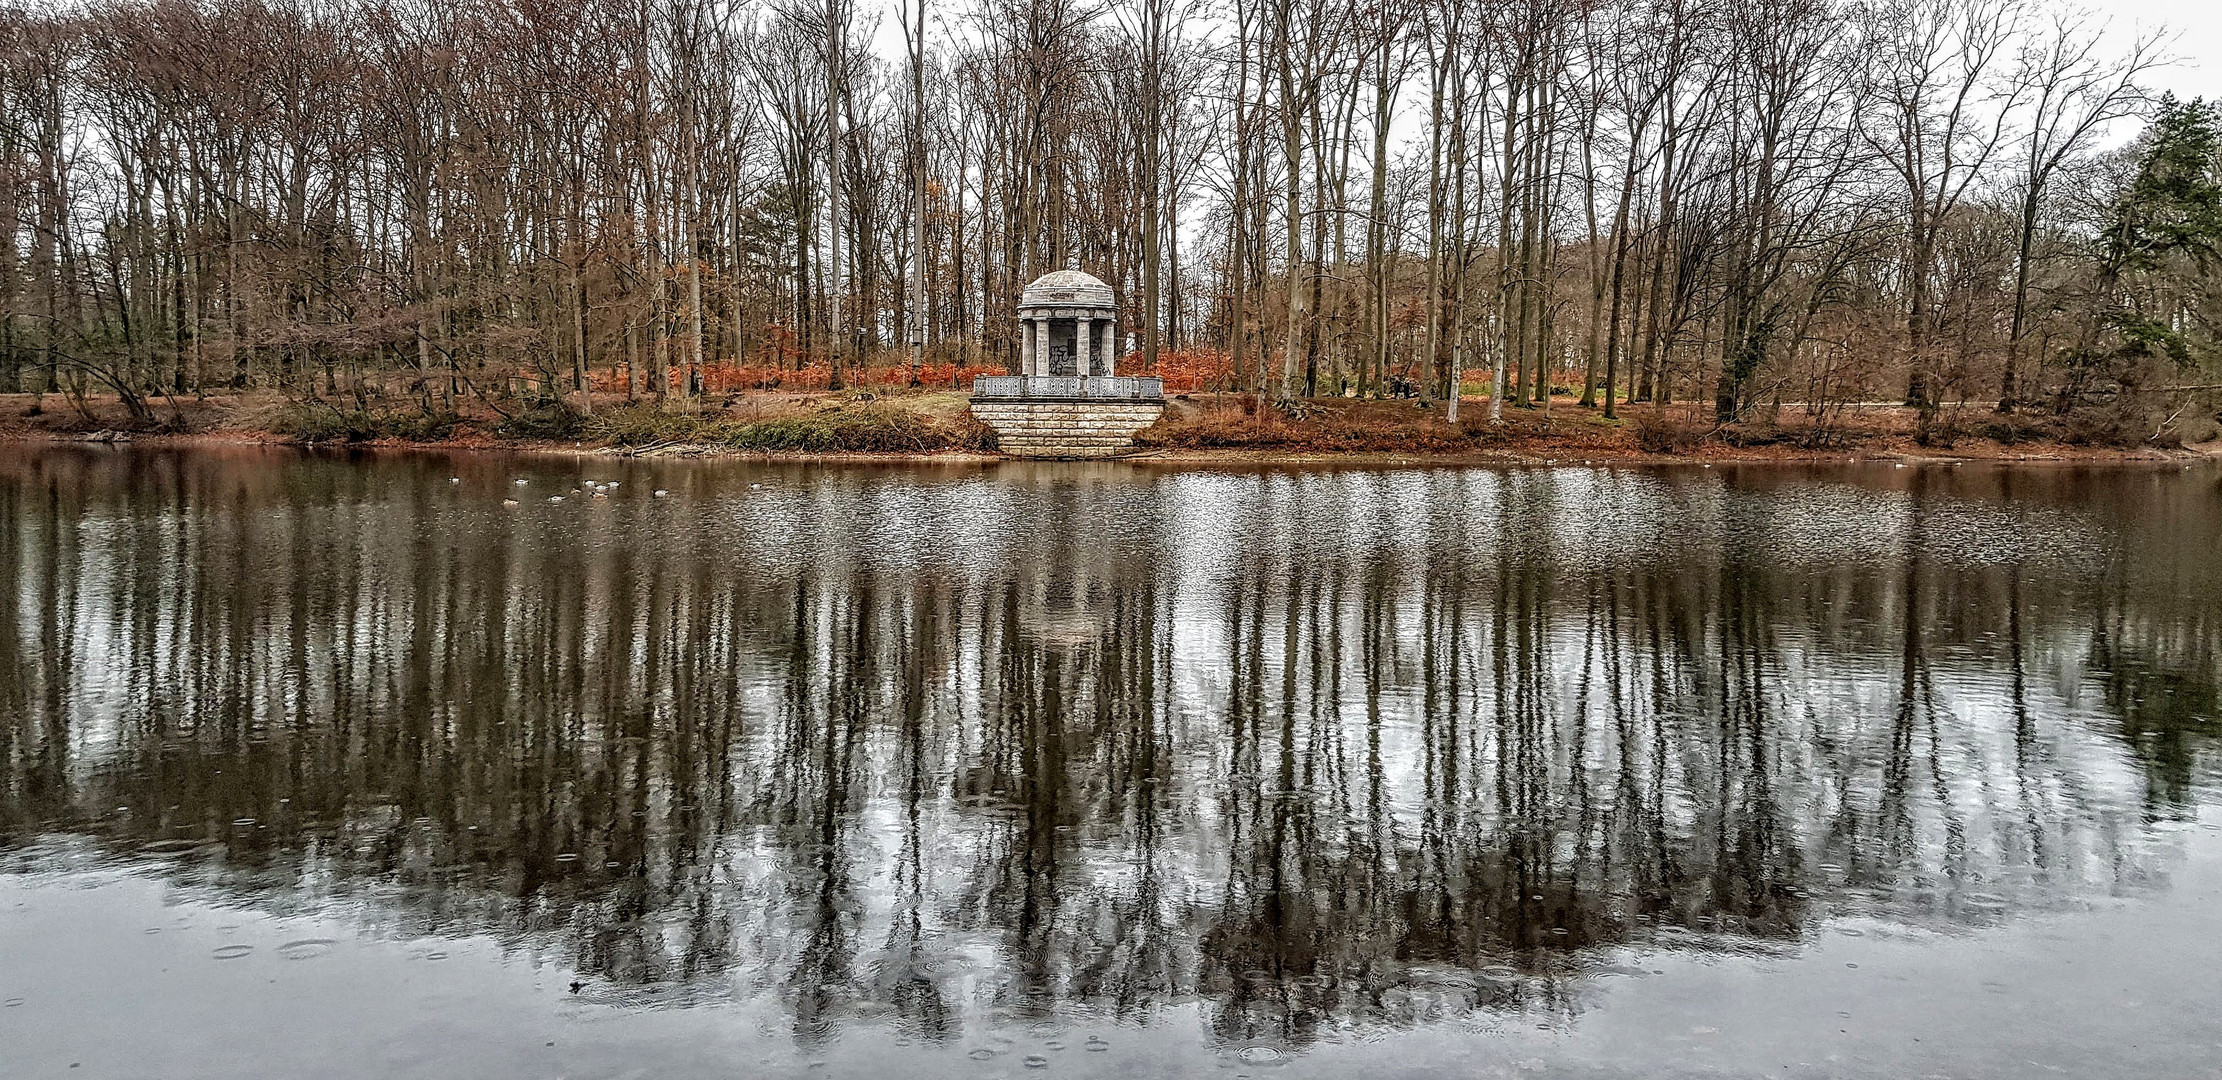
top-left (7, 386), bottom-right (2216, 466)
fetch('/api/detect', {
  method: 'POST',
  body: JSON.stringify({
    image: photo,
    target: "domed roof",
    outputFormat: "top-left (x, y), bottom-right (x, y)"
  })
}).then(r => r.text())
top-left (1020, 270), bottom-right (1115, 310)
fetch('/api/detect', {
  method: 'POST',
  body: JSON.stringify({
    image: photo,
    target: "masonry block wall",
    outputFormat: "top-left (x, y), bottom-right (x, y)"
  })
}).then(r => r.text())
top-left (968, 401), bottom-right (1166, 459)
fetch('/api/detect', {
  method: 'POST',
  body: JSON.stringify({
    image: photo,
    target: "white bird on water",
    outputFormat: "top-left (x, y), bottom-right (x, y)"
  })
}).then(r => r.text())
top-left (514, 478), bottom-right (529, 485)
top-left (653, 489), bottom-right (670, 498)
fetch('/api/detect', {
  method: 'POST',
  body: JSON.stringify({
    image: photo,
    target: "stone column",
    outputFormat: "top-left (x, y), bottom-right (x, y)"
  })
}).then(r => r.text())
top-left (1020, 316), bottom-right (1034, 375)
top-left (1101, 319), bottom-right (1118, 376)
top-left (1035, 318), bottom-right (1051, 377)
top-left (1074, 316), bottom-right (1092, 380)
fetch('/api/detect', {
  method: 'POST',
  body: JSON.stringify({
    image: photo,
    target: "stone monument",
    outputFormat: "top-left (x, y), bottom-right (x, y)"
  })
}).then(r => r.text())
top-left (969, 270), bottom-right (1166, 458)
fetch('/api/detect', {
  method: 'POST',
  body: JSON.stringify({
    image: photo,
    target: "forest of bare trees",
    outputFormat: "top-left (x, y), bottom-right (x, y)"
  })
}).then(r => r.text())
top-left (2, 0), bottom-right (2214, 439)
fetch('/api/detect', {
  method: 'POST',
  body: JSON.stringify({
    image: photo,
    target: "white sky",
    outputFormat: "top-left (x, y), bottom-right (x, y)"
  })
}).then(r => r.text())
top-left (2115, 0), bottom-right (2220, 101)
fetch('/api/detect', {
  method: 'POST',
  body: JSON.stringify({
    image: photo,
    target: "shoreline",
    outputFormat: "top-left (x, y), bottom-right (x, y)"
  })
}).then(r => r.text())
top-left (6, 389), bottom-right (2216, 468)
top-left (10, 426), bottom-right (2214, 468)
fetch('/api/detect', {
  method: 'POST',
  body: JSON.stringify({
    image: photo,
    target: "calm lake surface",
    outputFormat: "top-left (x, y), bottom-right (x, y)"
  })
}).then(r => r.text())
top-left (3, 447), bottom-right (2219, 1080)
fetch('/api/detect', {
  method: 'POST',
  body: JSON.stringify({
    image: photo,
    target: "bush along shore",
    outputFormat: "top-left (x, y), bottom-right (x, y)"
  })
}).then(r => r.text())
top-left (5, 388), bottom-right (2217, 463)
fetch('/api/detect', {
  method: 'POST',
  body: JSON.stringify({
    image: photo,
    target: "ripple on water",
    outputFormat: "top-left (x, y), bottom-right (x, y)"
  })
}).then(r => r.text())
top-left (1235, 1045), bottom-right (1285, 1066)
top-left (278, 939), bottom-right (336, 960)
top-left (211, 944), bottom-right (254, 960)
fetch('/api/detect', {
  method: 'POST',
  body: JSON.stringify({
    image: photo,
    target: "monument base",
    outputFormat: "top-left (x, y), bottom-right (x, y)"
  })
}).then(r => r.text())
top-left (968, 399), bottom-right (1166, 459)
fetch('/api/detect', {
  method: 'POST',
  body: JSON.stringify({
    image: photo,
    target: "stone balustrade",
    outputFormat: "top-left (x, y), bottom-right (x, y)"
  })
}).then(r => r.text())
top-left (971, 375), bottom-right (1166, 401)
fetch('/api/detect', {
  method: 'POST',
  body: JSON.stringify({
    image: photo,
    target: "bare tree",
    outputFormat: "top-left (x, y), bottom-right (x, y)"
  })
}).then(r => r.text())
top-left (1996, 9), bottom-right (2155, 412)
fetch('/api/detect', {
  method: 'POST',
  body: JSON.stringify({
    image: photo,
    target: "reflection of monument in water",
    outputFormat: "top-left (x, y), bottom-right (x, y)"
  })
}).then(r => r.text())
top-left (968, 270), bottom-right (1166, 459)
top-left (1023, 565), bottom-right (1110, 646)
top-left (1008, 466), bottom-right (1140, 646)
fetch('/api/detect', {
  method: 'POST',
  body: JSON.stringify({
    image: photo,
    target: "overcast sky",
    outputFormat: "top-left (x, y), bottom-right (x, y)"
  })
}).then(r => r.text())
top-left (2115, 0), bottom-right (2218, 101)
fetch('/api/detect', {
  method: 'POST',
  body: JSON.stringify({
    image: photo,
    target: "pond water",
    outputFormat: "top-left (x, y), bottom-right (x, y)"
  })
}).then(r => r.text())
top-left (2, 447), bottom-right (2219, 1080)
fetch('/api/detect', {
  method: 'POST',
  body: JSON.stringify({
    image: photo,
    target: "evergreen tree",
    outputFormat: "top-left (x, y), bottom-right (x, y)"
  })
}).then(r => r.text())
top-left (2092, 96), bottom-right (2222, 372)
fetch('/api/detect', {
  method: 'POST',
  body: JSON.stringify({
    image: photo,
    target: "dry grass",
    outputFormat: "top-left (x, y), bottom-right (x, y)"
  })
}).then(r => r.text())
top-left (1140, 395), bottom-right (1621, 455)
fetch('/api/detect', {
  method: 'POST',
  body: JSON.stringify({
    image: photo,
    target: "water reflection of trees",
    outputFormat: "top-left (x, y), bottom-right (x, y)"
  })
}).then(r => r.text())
top-left (2, 450), bottom-right (2217, 1049)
